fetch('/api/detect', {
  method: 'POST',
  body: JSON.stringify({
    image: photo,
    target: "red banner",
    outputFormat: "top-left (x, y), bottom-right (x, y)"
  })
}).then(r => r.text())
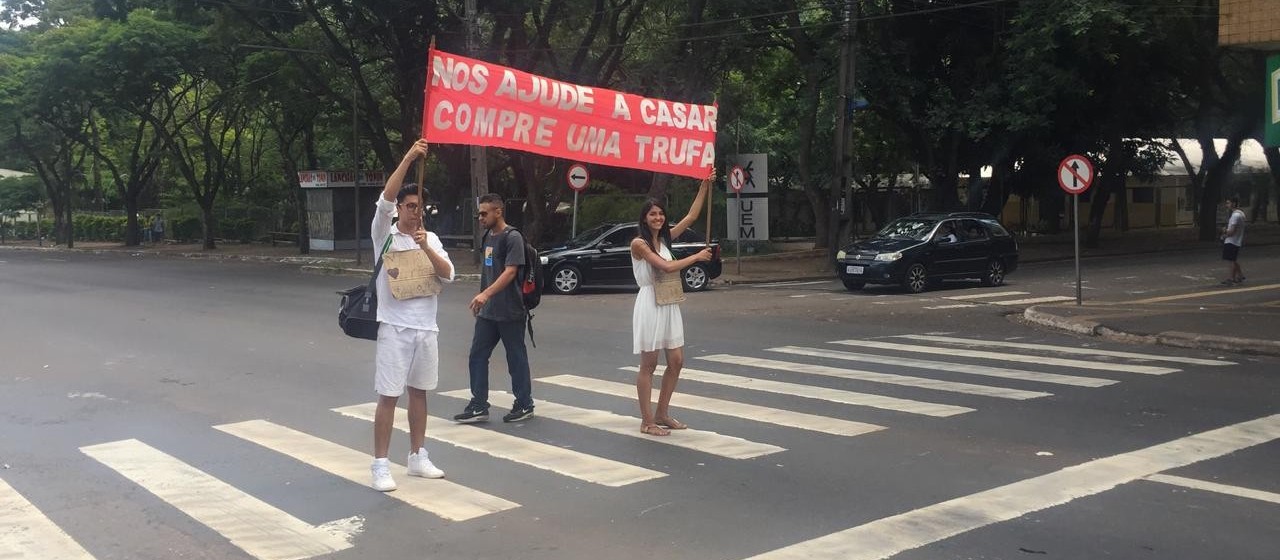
top-left (422, 49), bottom-right (717, 179)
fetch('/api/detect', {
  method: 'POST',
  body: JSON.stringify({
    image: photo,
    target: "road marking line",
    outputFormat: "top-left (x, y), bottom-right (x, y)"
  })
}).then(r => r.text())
top-left (894, 335), bottom-right (1236, 366)
top-left (214, 420), bottom-right (517, 521)
top-left (439, 390), bottom-right (784, 459)
top-left (541, 375), bottom-right (885, 437)
top-left (768, 346), bottom-right (1116, 388)
top-left (941, 291), bottom-right (1028, 300)
top-left (1129, 283), bottom-right (1280, 304)
top-left (832, 339), bottom-right (1179, 375)
top-left (80, 439), bottom-right (354, 560)
top-left (755, 280), bottom-right (831, 288)
top-left (745, 413), bottom-right (1280, 560)
top-left (993, 295), bottom-right (1077, 305)
top-left (923, 304), bottom-right (977, 310)
top-left (332, 403), bottom-right (663, 487)
top-left (699, 355), bottom-right (1051, 400)
top-left (0, 477), bottom-right (96, 560)
top-left (1144, 474), bottom-right (1280, 505)
top-left (621, 367), bottom-right (972, 417)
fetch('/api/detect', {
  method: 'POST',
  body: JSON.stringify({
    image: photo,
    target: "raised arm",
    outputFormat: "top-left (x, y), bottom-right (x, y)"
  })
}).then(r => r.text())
top-left (668, 174), bottom-right (712, 240)
top-left (382, 139), bottom-right (429, 203)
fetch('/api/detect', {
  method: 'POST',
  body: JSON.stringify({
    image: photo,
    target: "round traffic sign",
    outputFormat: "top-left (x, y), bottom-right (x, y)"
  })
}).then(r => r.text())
top-left (1057, 155), bottom-right (1094, 195)
top-left (728, 165), bottom-right (746, 193)
top-left (566, 163), bottom-right (590, 192)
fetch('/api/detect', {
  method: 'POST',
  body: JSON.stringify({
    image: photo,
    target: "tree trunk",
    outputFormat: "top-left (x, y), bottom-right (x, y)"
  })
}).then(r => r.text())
top-left (201, 204), bottom-right (218, 250)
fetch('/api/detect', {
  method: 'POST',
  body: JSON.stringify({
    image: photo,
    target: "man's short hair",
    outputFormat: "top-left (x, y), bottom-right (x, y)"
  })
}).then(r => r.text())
top-left (397, 183), bottom-right (425, 204)
top-left (478, 193), bottom-right (505, 208)
top-left (1227, 195), bottom-right (1240, 206)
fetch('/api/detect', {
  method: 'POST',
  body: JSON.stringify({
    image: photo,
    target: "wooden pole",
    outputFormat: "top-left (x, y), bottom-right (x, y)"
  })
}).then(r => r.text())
top-left (705, 173), bottom-right (712, 247)
top-left (418, 36), bottom-right (436, 223)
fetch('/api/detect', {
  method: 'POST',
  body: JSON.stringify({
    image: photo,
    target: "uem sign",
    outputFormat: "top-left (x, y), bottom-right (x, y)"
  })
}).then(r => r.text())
top-left (423, 49), bottom-right (717, 179)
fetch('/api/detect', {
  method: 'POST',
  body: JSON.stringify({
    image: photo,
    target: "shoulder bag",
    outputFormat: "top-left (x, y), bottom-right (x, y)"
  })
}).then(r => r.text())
top-left (337, 236), bottom-right (394, 340)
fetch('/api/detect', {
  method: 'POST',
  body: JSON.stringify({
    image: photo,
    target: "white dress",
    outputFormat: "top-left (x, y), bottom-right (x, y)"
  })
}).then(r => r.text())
top-left (632, 243), bottom-right (685, 354)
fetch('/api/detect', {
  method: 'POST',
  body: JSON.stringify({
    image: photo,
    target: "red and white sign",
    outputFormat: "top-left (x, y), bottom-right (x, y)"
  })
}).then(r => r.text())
top-left (1057, 155), bottom-right (1095, 195)
top-left (297, 170), bottom-right (386, 189)
top-left (422, 49), bottom-right (717, 179)
top-left (728, 165), bottom-right (746, 193)
top-left (566, 163), bottom-right (590, 192)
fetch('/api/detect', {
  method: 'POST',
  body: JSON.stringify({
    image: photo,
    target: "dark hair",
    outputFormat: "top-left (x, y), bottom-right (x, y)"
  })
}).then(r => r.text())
top-left (1227, 195), bottom-right (1240, 206)
top-left (396, 183), bottom-right (426, 204)
top-left (635, 198), bottom-right (671, 255)
top-left (478, 193), bottom-right (505, 208)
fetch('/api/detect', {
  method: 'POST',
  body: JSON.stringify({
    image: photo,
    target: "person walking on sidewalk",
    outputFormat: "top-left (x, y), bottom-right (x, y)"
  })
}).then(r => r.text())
top-left (630, 176), bottom-right (713, 436)
top-left (1220, 195), bottom-right (1246, 285)
top-left (151, 212), bottom-right (165, 244)
top-left (453, 193), bottom-right (535, 424)
top-left (368, 139), bottom-right (455, 492)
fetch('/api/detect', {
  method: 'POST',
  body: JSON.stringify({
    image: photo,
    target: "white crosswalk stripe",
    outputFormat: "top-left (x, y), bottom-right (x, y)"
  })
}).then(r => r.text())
top-left (0, 477), bottom-right (96, 560)
top-left (768, 346), bottom-right (1117, 388)
top-left (992, 295), bottom-right (1077, 305)
top-left (540, 374), bottom-right (886, 437)
top-left (893, 334), bottom-right (1237, 366)
top-left (923, 303), bottom-right (977, 309)
top-left (214, 420), bottom-right (518, 521)
top-left (331, 403), bottom-right (665, 487)
top-left (941, 291), bottom-right (1029, 300)
top-left (439, 390), bottom-right (785, 459)
top-left (699, 355), bottom-right (1053, 400)
top-left (81, 438), bottom-right (356, 560)
top-left (832, 339), bottom-right (1180, 375)
top-left (622, 366), bottom-right (973, 417)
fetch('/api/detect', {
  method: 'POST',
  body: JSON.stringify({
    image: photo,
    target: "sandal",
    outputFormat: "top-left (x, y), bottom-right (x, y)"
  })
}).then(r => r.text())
top-left (655, 417), bottom-right (687, 430)
top-left (640, 423), bottom-right (671, 437)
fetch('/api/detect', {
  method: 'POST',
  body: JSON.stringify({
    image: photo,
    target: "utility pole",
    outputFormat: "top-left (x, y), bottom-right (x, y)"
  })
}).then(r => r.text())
top-left (828, 0), bottom-right (853, 265)
top-left (466, 0), bottom-right (489, 262)
top-left (353, 71), bottom-right (362, 266)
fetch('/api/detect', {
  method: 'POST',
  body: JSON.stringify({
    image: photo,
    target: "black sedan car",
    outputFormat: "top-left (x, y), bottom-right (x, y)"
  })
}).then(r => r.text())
top-left (540, 222), bottom-right (723, 295)
top-left (835, 212), bottom-right (1018, 293)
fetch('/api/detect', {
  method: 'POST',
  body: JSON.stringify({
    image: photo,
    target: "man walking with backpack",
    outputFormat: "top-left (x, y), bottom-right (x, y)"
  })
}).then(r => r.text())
top-left (454, 193), bottom-right (535, 424)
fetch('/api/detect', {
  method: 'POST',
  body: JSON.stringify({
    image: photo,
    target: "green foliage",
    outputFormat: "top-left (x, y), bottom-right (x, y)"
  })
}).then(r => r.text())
top-left (0, 174), bottom-right (41, 212)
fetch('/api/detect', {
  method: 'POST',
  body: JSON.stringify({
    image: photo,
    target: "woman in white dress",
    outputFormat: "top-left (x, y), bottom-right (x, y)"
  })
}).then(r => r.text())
top-left (630, 177), bottom-right (713, 436)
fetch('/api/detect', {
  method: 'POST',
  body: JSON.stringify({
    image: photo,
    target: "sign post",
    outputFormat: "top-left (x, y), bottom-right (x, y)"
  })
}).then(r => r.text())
top-left (728, 165), bottom-right (746, 274)
top-left (1058, 154), bottom-right (1095, 306)
top-left (566, 163), bottom-right (590, 237)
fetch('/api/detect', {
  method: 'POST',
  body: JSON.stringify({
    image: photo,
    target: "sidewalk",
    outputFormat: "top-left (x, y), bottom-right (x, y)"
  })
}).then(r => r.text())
top-left (4, 223), bottom-right (1279, 355)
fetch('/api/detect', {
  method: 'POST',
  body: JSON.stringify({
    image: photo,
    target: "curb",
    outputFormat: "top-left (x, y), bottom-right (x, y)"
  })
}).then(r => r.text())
top-left (1023, 306), bottom-right (1280, 357)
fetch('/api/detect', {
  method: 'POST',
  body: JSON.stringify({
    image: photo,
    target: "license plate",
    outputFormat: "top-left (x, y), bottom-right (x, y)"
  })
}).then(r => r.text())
top-left (846, 265), bottom-right (864, 275)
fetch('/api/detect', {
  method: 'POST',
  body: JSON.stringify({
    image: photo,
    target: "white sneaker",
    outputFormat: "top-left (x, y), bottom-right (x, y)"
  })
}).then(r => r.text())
top-left (407, 448), bottom-right (445, 479)
top-left (370, 458), bottom-right (397, 492)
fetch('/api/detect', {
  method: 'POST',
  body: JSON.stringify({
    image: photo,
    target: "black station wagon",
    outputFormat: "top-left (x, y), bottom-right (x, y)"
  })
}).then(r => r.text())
top-left (835, 212), bottom-right (1019, 293)
top-left (540, 223), bottom-right (723, 295)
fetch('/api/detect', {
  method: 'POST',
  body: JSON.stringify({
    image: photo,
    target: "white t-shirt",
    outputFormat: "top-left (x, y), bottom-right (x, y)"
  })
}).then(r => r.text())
top-left (1225, 209), bottom-right (1245, 247)
top-left (371, 195), bottom-right (454, 331)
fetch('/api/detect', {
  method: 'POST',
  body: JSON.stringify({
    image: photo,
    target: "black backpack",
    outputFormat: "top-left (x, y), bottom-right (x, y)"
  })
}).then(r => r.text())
top-left (483, 226), bottom-right (544, 345)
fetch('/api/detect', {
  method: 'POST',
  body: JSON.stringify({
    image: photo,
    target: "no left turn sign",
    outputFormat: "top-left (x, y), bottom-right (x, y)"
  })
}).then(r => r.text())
top-left (728, 165), bottom-right (746, 193)
top-left (1058, 155), bottom-right (1094, 195)
top-left (566, 163), bottom-right (590, 192)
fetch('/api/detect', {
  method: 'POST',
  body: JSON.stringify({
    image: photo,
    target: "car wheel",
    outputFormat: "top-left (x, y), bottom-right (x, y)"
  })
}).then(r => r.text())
top-left (981, 258), bottom-right (1006, 287)
top-left (550, 264), bottom-right (582, 295)
top-left (841, 278), bottom-right (865, 291)
top-left (682, 263), bottom-right (709, 291)
top-left (903, 263), bottom-right (929, 293)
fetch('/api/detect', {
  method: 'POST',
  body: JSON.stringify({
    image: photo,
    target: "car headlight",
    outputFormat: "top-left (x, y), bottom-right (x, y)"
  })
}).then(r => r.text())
top-left (836, 250), bottom-right (847, 260)
top-left (539, 256), bottom-right (549, 265)
top-left (875, 252), bottom-right (903, 262)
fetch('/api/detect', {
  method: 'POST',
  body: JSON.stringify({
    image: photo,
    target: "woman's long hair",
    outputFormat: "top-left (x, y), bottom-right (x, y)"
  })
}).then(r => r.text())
top-left (635, 198), bottom-right (672, 256)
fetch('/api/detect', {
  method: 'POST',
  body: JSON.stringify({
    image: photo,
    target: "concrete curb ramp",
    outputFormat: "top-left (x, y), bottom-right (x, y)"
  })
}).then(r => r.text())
top-left (1023, 305), bottom-right (1280, 358)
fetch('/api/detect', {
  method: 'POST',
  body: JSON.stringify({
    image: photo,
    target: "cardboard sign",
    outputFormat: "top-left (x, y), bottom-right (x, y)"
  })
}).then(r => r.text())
top-left (382, 249), bottom-right (442, 300)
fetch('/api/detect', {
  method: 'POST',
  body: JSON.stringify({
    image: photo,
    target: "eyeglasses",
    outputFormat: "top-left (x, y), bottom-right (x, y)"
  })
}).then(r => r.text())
top-left (399, 203), bottom-right (422, 211)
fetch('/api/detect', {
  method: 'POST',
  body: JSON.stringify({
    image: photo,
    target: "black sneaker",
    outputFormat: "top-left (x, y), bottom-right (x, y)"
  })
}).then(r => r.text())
top-left (453, 404), bottom-right (489, 423)
top-left (502, 404), bottom-right (535, 423)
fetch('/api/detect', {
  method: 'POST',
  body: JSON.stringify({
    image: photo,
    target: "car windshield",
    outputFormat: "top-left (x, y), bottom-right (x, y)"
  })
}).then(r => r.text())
top-left (564, 224), bottom-right (615, 247)
top-left (875, 218), bottom-right (938, 241)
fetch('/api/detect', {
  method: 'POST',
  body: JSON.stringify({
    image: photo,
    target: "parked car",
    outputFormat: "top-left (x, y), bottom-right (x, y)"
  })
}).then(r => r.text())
top-left (835, 212), bottom-right (1018, 293)
top-left (540, 222), bottom-right (723, 295)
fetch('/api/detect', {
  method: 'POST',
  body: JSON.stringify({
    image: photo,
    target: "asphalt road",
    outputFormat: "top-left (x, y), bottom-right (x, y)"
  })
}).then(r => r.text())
top-left (1, 249), bottom-right (1277, 560)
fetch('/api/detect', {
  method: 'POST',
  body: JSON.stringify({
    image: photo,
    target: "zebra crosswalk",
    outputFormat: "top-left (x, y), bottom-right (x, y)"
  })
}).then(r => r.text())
top-left (1, 335), bottom-right (1236, 559)
top-left (750, 282), bottom-right (1081, 310)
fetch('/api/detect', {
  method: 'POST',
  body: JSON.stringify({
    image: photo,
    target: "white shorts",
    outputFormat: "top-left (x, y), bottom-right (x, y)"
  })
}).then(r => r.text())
top-left (374, 324), bottom-right (439, 397)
